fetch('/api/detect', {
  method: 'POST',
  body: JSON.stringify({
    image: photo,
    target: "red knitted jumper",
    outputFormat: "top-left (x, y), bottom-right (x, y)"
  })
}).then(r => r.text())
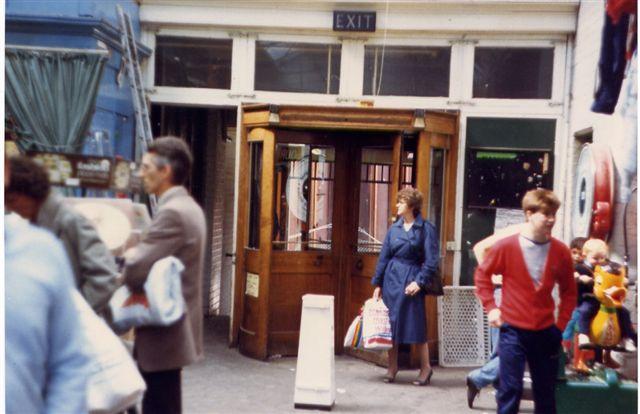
top-left (475, 234), bottom-right (577, 331)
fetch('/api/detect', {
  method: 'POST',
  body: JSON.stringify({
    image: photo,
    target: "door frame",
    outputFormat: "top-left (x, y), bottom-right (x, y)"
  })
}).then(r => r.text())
top-left (232, 104), bottom-right (459, 361)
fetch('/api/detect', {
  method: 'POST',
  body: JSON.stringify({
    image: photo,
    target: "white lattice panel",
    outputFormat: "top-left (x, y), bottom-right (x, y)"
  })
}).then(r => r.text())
top-left (438, 286), bottom-right (491, 367)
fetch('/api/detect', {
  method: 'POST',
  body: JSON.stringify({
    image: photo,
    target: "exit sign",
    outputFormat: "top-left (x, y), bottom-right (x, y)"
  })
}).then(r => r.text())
top-left (333, 11), bottom-right (376, 32)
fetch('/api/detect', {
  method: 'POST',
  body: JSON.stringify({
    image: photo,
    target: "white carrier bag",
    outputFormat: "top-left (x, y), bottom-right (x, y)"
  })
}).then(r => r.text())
top-left (109, 256), bottom-right (185, 332)
top-left (72, 291), bottom-right (146, 414)
top-left (362, 298), bottom-right (393, 351)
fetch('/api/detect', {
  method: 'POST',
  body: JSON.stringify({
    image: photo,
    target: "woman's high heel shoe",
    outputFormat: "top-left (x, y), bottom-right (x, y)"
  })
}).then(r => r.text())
top-left (412, 368), bottom-right (433, 386)
top-left (383, 371), bottom-right (398, 383)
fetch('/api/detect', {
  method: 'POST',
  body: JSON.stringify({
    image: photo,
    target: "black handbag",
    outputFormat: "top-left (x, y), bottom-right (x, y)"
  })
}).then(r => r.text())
top-left (422, 267), bottom-right (444, 296)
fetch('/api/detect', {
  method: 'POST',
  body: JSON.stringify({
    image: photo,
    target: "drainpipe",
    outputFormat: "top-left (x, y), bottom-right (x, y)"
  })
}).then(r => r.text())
top-left (562, 34), bottom-right (576, 242)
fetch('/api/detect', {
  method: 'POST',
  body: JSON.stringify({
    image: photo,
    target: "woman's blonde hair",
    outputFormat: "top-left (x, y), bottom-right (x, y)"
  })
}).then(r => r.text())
top-left (397, 187), bottom-right (423, 217)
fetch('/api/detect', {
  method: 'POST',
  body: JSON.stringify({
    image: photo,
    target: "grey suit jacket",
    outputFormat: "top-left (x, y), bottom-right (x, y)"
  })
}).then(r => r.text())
top-left (37, 193), bottom-right (119, 313)
top-left (123, 186), bottom-right (206, 372)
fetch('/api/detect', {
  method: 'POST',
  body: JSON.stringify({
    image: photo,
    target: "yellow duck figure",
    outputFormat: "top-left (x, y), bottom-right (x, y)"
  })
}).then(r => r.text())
top-left (574, 262), bottom-right (628, 373)
top-left (589, 264), bottom-right (626, 348)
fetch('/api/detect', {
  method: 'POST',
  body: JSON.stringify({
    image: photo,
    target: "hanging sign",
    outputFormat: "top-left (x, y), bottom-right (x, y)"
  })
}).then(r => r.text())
top-left (333, 11), bottom-right (376, 32)
top-left (28, 151), bottom-right (142, 193)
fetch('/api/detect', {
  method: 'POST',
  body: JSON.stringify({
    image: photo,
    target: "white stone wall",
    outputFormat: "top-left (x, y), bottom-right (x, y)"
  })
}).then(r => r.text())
top-left (568, 1), bottom-right (637, 282)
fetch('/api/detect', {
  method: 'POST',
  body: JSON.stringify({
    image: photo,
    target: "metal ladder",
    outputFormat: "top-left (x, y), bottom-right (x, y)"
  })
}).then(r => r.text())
top-left (116, 5), bottom-right (157, 213)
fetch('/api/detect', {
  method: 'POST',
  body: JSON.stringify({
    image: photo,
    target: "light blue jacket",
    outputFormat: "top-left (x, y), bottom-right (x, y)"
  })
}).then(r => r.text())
top-left (5, 214), bottom-right (89, 414)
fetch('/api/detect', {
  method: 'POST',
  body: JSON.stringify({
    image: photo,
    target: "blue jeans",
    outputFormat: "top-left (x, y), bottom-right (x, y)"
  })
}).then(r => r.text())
top-left (562, 308), bottom-right (580, 341)
top-left (468, 325), bottom-right (500, 388)
top-left (498, 324), bottom-right (562, 414)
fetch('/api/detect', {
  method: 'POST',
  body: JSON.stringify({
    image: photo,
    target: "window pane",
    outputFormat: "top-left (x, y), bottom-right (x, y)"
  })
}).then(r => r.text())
top-left (401, 136), bottom-right (417, 188)
top-left (248, 143), bottom-right (263, 249)
top-left (473, 47), bottom-right (554, 99)
top-left (363, 46), bottom-right (450, 96)
top-left (155, 36), bottom-right (232, 89)
top-left (358, 148), bottom-right (392, 253)
top-left (273, 144), bottom-right (335, 251)
top-left (255, 41), bottom-right (341, 94)
top-left (428, 149), bottom-right (446, 240)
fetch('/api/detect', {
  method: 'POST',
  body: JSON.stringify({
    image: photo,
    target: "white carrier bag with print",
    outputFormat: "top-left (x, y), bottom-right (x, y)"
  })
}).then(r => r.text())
top-left (109, 256), bottom-right (185, 332)
top-left (72, 290), bottom-right (146, 414)
top-left (362, 298), bottom-right (393, 351)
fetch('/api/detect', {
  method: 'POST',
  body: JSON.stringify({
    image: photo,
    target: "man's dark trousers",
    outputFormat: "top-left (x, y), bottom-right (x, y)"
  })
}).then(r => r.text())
top-left (141, 368), bottom-right (182, 414)
top-left (498, 324), bottom-right (562, 414)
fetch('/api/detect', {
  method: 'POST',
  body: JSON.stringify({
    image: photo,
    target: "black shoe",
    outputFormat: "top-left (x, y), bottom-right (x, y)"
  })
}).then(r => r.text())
top-left (412, 368), bottom-right (433, 386)
top-left (466, 377), bottom-right (480, 408)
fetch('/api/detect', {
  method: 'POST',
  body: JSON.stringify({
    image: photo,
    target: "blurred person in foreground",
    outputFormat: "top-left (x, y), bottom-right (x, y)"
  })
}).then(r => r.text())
top-left (123, 136), bottom-right (206, 414)
top-left (5, 156), bottom-right (119, 313)
top-left (5, 162), bottom-right (89, 413)
top-left (475, 189), bottom-right (576, 414)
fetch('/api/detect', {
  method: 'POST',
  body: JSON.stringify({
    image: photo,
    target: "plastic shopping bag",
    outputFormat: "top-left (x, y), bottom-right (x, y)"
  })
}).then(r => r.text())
top-left (109, 256), bottom-right (185, 332)
top-left (362, 298), bottom-right (393, 351)
top-left (343, 313), bottom-right (364, 349)
top-left (72, 291), bottom-right (146, 414)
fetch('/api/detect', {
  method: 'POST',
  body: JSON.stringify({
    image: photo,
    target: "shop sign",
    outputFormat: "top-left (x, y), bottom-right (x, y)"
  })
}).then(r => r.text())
top-left (333, 11), bottom-right (376, 32)
top-left (28, 151), bottom-right (142, 193)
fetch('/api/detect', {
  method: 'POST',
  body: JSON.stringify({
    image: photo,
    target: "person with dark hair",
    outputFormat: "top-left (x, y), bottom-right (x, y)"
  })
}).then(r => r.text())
top-left (5, 159), bottom-right (90, 414)
top-left (475, 188), bottom-right (576, 414)
top-left (123, 136), bottom-right (206, 414)
top-left (562, 237), bottom-right (596, 347)
top-left (371, 187), bottom-right (440, 386)
top-left (569, 237), bottom-right (588, 265)
top-left (5, 156), bottom-right (118, 314)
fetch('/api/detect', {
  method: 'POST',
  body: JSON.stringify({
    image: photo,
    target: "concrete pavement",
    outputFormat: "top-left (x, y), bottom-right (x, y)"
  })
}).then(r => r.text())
top-left (182, 317), bottom-right (535, 413)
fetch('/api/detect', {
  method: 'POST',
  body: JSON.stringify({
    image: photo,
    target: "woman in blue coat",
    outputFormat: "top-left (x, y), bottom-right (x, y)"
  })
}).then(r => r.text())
top-left (371, 187), bottom-right (440, 385)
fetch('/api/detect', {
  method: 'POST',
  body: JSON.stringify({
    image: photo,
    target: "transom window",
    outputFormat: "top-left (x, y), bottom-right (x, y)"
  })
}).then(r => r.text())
top-left (255, 41), bottom-right (341, 94)
top-left (473, 47), bottom-right (554, 99)
top-left (363, 46), bottom-right (451, 97)
top-left (155, 36), bottom-right (232, 89)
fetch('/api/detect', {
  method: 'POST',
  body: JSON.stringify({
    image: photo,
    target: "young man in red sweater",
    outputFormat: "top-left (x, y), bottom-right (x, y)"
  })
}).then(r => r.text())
top-left (475, 189), bottom-right (576, 414)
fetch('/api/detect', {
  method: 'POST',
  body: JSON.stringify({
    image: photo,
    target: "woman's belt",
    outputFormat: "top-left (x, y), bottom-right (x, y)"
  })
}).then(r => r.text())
top-left (392, 258), bottom-right (421, 266)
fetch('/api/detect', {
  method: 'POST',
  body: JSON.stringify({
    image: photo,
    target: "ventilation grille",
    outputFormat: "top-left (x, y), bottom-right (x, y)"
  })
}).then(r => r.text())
top-left (438, 286), bottom-right (491, 367)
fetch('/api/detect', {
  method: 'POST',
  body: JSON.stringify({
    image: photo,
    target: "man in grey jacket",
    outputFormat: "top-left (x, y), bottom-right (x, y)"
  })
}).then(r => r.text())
top-left (6, 156), bottom-right (119, 313)
top-left (123, 136), bottom-right (206, 414)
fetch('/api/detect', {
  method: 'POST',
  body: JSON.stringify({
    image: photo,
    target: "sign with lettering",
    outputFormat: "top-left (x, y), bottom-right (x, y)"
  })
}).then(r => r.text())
top-left (28, 151), bottom-right (143, 192)
top-left (333, 11), bottom-right (376, 32)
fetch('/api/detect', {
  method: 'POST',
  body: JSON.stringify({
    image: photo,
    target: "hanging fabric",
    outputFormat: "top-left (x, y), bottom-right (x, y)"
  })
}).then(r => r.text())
top-left (592, 0), bottom-right (637, 114)
top-left (5, 46), bottom-right (108, 153)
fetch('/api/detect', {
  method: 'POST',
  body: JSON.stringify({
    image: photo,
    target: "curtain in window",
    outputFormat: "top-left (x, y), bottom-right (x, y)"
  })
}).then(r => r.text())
top-left (5, 47), bottom-right (107, 153)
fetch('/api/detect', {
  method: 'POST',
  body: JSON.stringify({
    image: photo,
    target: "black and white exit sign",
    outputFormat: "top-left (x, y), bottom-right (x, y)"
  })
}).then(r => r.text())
top-left (333, 11), bottom-right (376, 32)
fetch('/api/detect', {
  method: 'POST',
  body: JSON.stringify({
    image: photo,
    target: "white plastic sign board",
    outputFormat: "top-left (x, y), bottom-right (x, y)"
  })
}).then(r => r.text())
top-left (293, 294), bottom-right (335, 410)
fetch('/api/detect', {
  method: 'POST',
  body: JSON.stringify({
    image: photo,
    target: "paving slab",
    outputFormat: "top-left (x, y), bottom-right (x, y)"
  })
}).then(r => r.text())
top-left (183, 317), bottom-right (534, 414)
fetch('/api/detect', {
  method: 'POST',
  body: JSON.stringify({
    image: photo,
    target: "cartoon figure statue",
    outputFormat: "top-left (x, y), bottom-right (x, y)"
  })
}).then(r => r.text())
top-left (574, 262), bottom-right (637, 373)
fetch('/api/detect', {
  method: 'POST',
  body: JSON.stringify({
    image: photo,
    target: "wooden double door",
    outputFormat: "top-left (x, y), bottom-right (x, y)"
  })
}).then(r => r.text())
top-left (233, 105), bottom-right (458, 363)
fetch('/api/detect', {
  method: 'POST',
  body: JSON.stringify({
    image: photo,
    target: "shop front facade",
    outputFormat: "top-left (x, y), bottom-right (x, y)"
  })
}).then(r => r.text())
top-left (138, 0), bottom-right (581, 360)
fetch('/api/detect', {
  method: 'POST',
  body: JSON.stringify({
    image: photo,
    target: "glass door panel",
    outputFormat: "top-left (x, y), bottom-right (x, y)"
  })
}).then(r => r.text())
top-left (428, 148), bottom-right (446, 241)
top-left (273, 143), bottom-right (335, 251)
top-left (401, 135), bottom-right (417, 189)
top-left (357, 147), bottom-right (393, 253)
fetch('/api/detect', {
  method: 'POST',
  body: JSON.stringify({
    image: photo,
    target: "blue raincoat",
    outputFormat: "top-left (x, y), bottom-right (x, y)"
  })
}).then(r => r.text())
top-left (371, 214), bottom-right (439, 344)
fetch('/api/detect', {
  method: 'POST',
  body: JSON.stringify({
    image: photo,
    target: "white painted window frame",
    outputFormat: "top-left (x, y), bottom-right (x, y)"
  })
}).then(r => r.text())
top-left (143, 28), bottom-right (571, 287)
top-left (463, 38), bottom-right (567, 110)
